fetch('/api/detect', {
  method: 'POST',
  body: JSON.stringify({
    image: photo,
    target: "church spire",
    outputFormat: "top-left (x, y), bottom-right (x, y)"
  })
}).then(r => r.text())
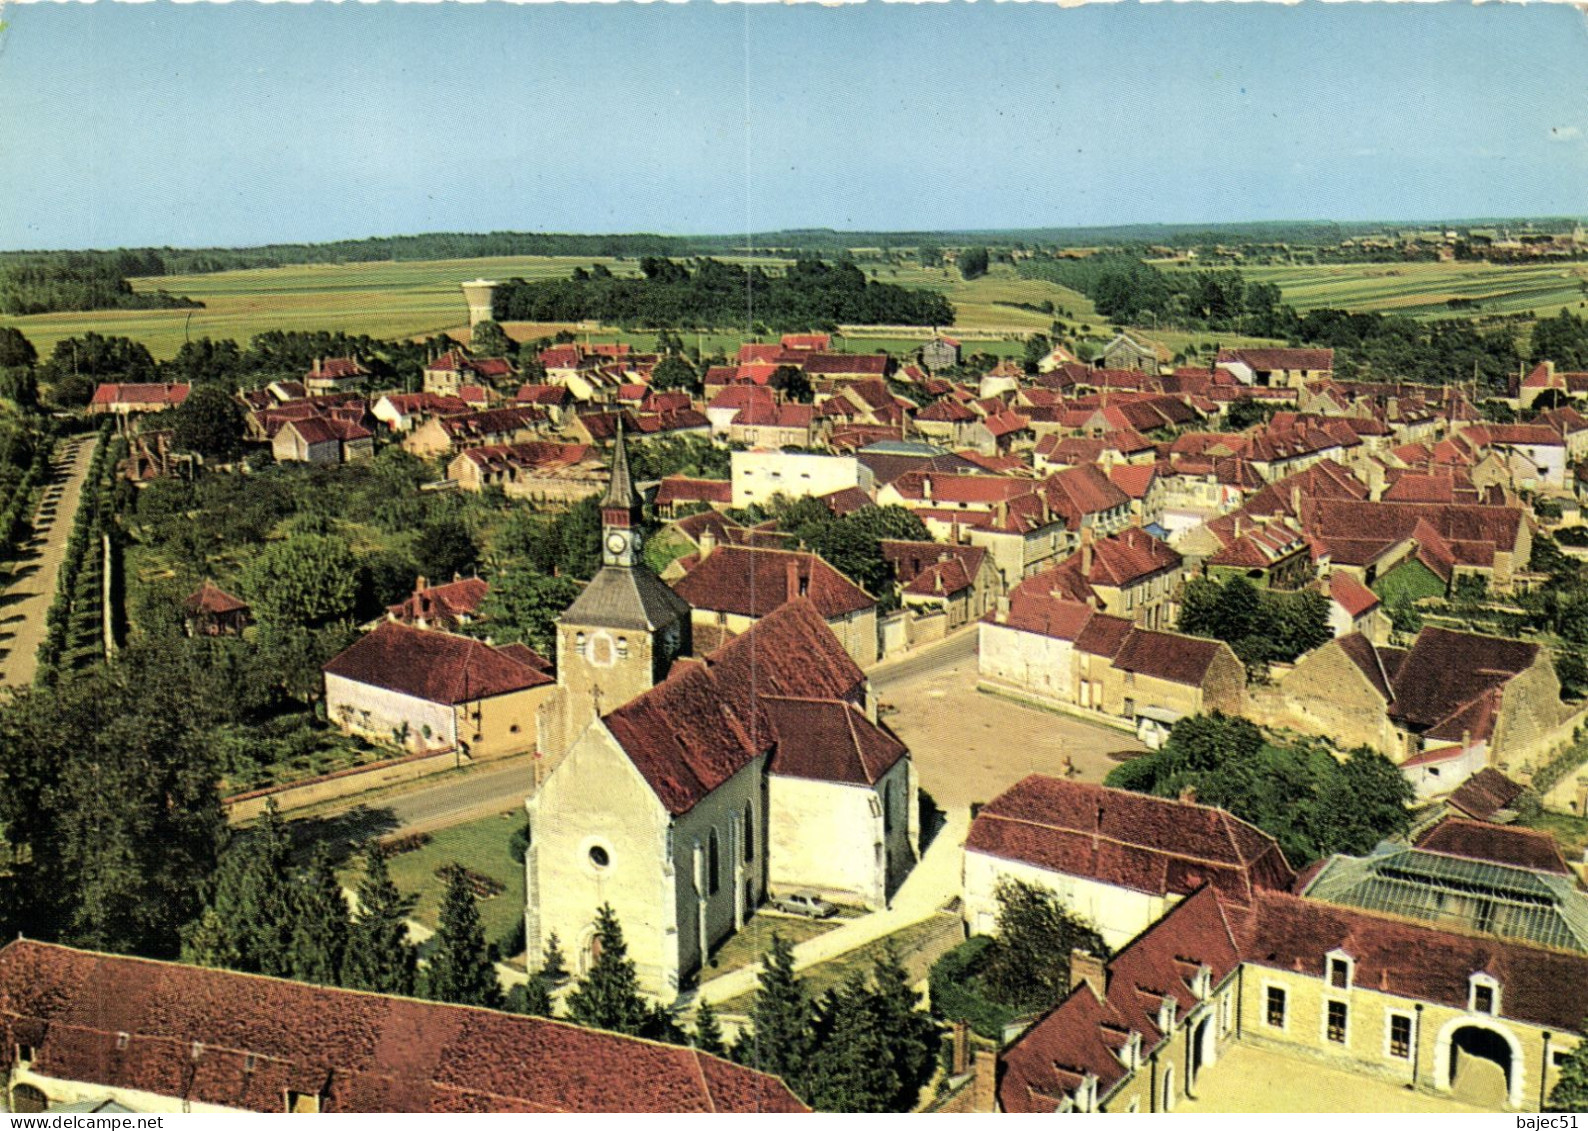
top-left (604, 419), bottom-right (639, 514)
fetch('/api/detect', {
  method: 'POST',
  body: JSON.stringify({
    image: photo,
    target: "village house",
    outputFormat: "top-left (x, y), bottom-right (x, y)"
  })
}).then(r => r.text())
top-left (86, 382), bottom-right (190, 417)
top-left (1270, 626), bottom-right (1571, 790)
top-left (271, 414), bottom-right (374, 465)
top-left (422, 348), bottom-right (516, 397)
top-left (729, 449), bottom-right (874, 509)
top-left (371, 391), bottom-right (470, 433)
top-left (1323, 569), bottom-right (1386, 641)
top-left (386, 575), bottom-right (489, 631)
top-left (0, 940), bottom-right (805, 1114)
top-left (988, 883), bottom-right (1587, 1113)
top-left (652, 475), bottom-right (733, 518)
top-left (403, 406), bottom-right (546, 459)
top-left (303, 356), bottom-right (371, 396)
top-left (447, 441), bottom-right (606, 503)
top-left (963, 776), bottom-right (1295, 949)
top-left (1017, 529), bottom-right (1185, 630)
top-left (513, 383), bottom-right (576, 426)
top-left (1216, 347), bottom-right (1335, 388)
top-left (322, 621), bottom-right (554, 759)
top-left (670, 541), bottom-right (879, 667)
top-left (183, 579), bottom-right (249, 637)
top-left (881, 540), bottom-right (1002, 631)
top-left (525, 598), bottom-right (916, 1000)
top-left (979, 592), bottom-right (1246, 735)
top-left (1100, 332), bottom-right (1172, 376)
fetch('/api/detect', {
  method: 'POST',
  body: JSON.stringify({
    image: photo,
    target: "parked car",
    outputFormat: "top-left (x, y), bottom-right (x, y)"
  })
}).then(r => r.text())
top-left (773, 891), bottom-right (838, 919)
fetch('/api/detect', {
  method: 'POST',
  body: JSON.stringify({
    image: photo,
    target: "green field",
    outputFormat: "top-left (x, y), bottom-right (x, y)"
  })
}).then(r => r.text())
top-left (1164, 259), bottom-right (1588, 322)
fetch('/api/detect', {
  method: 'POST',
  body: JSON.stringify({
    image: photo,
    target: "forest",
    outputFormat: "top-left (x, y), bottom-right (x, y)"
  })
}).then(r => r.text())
top-left (493, 257), bottom-right (955, 331)
top-left (0, 252), bottom-right (200, 316)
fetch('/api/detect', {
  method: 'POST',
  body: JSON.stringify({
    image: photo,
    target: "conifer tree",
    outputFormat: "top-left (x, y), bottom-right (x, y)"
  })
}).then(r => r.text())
top-left (866, 947), bottom-right (939, 1111)
top-left (426, 867), bottom-right (502, 1008)
top-left (692, 998), bottom-right (727, 1057)
top-left (734, 933), bottom-right (813, 1092)
top-left (804, 973), bottom-right (898, 1113)
top-left (540, 931), bottom-right (569, 984)
top-left (509, 974), bottom-right (555, 1018)
top-left (344, 848), bottom-right (419, 996)
top-left (186, 800), bottom-right (293, 976)
top-left (289, 845), bottom-right (352, 985)
top-left (565, 903), bottom-right (649, 1036)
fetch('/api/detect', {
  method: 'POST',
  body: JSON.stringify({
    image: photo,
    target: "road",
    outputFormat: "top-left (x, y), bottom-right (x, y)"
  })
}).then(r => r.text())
top-left (871, 625), bottom-right (978, 691)
top-left (290, 756), bottom-right (536, 845)
top-left (0, 435), bottom-right (96, 690)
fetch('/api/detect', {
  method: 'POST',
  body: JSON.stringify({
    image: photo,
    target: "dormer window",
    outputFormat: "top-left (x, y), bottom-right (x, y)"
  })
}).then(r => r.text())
top-left (1327, 950), bottom-right (1354, 990)
top-left (1158, 996), bottom-right (1177, 1032)
top-left (1123, 1031), bottom-right (1143, 1070)
top-left (1469, 973), bottom-right (1500, 1015)
top-left (1192, 966), bottom-right (1213, 1000)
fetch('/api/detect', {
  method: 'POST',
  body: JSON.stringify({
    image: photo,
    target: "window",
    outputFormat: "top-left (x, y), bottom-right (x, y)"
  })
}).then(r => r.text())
top-left (1388, 1014), bottom-right (1412, 1060)
top-left (1326, 1001), bottom-right (1348, 1044)
top-left (17, 1043), bottom-right (35, 1066)
top-left (743, 803), bottom-right (755, 863)
top-left (1469, 973), bottom-right (1500, 1015)
top-left (708, 829), bottom-right (721, 895)
top-left (588, 845), bottom-right (610, 869)
top-left (1265, 986), bottom-right (1287, 1029)
top-left (1328, 955), bottom-right (1352, 989)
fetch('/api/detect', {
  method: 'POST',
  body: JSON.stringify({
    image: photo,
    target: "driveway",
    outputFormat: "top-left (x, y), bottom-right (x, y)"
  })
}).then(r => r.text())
top-left (0, 435), bottom-right (96, 690)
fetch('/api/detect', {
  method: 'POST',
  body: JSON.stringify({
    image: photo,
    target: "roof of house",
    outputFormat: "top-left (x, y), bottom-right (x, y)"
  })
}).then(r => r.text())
top-left (1329, 571), bottom-right (1381, 618)
top-left (671, 545), bottom-right (874, 620)
top-left (967, 776), bottom-right (1295, 905)
top-left (1217, 347), bottom-right (1334, 372)
top-left (1386, 627), bottom-right (1539, 731)
top-left (184, 580), bottom-right (248, 616)
top-left (0, 940), bottom-right (805, 1113)
top-left (762, 696), bottom-right (907, 786)
top-left (89, 383), bottom-right (191, 408)
top-left (1413, 816), bottom-right (1574, 876)
top-left (1446, 767), bottom-right (1527, 822)
top-left (387, 576), bottom-right (490, 626)
top-left (654, 476), bottom-right (732, 507)
top-left (1110, 628), bottom-right (1232, 687)
top-left (323, 622), bottom-right (552, 705)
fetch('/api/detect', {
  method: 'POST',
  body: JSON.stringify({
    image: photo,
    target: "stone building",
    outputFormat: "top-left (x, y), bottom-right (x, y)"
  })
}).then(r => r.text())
top-left (525, 598), bottom-right (917, 1000)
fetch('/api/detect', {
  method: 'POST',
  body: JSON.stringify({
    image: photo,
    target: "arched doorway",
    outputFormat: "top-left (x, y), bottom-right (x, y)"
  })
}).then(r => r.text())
top-left (1435, 1018), bottom-right (1524, 1109)
top-left (1190, 1017), bottom-right (1215, 1088)
top-left (10, 1084), bottom-right (48, 1114)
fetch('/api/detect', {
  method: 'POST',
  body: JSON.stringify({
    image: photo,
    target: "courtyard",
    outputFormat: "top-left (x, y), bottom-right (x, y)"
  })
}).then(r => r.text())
top-left (1179, 1044), bottom-right (1491, 1114)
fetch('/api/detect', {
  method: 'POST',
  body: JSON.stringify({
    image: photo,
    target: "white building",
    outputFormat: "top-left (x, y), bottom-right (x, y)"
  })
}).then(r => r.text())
top-left (730, 449), bottom-right (875, 509)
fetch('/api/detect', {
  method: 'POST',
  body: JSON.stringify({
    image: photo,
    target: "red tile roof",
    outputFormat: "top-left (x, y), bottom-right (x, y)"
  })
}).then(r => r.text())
top-left (387, 576), bottom-right (490, 627)
top-left (323, 622), bottom-right (552, 704)
top-left (671, 546), bottom-right (874, 620)
top-left (89, 383), bottom-right (191, 407)
top-left (969, 776), bottom-right (1295, 904)
top-left (185, 580), bottom-right (248, 616)
top-left (1328, 571), bottom-right (1380, 618)
top-left (763, 696), bottom-right (907, 785)
top-left (1446, 767), bottom-right (1527, 822)
top-left (0, 940), bottom-right (805, 1113)
top-left (654, 476), bottom-right (732, 507)
top-left (1217, 347), bottom-right (1334, 372)
top-left (1413, 816), bottom-right (1573, 876)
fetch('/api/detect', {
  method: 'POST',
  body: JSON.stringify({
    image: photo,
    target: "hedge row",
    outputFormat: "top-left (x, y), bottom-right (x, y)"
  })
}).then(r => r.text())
top-left (0, 438), bottom-right (55, 566)
top-left (927, 936), bottom-right (1018, 1041)
top-left (35, 422), bottom-right (123, 684)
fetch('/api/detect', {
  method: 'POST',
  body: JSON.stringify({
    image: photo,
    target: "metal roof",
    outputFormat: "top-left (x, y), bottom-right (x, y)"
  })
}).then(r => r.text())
top-left (1303, 848), bottom-right (1588, 954)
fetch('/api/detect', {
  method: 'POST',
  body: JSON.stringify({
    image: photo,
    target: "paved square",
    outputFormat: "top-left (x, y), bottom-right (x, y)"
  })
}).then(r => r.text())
top-left (875, 633), bottom-right (1146, 815)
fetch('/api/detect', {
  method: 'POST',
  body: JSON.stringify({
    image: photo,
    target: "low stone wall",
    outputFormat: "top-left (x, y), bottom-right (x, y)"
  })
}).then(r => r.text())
top-left (975, 677), bottom-right (1137, 734)
top-left (224, 746), bottom-right (463, 822)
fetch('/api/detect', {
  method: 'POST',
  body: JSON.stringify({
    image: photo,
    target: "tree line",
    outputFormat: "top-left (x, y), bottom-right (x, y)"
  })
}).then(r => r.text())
top-left (0, 252), bottom-right (200, 316)
top-left (494, 257), bottom-right (954, 333)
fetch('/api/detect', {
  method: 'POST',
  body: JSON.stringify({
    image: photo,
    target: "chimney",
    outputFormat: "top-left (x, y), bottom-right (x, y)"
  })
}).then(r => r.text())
top-left (1070, 948), bottom-right (1107, 1001)
top-left (416, 576), bottom-right (429, 592)
top-left (1233, 515), bottom-right (1243, 540)
top-left (970, 1049), bottom-right (999, 1114)
top-left (1179, 784), bottom-right (1198, 805)
top-left (921, 474), bottom-right (933, 501)
top-left (699, 526), bottom-right (717, 560)
top-left (951, 1020), bottom-right (971, 1077)
top-left (313, 357), bottom-right (322, 377)
top-left (787, 558), bottom-right (802, 603)
top-left (1291, 484), bottom-right (1302, 515)
top-left (1081, 538), bottom-right (1094, 577)
top-left (994, 596), bottom-right (1010, 625)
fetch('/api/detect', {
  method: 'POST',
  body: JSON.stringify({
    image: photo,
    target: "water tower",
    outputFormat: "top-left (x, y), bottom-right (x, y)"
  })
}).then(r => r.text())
top-left (460, 279), bottom-right (499, 327)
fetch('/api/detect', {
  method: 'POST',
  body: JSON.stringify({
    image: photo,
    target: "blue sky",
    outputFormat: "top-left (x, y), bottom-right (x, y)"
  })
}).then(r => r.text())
top-left (0, 2), bottom-right (1585, 250)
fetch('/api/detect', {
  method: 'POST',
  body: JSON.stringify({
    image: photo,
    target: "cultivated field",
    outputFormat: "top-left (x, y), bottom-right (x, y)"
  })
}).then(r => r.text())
top-left (1165, 259), bottom-right (1588, 322)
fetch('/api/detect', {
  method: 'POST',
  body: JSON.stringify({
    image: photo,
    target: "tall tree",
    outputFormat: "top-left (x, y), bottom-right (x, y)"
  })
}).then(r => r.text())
top-left (866, 947), bottom-right (939, 1111)
top-left (241, 535), bottom-right (360, 629)
top-left (289, 845), bottom-right (352, 985)
top-left (170, 383), bottom-right (246, 461)
top-left (650, 354), bottom-right (701, 395)
top-left (958, 247), bottom-right (991, 281)
top-left (979, 878), bottom-right (1105, 1016)
top-left (734, 933), bottom-right (813, 1088)
top-left (692, 999), bottom-right (727, 1057)
top-left (469, 320), bottom-right (515, 358)
top-left (565, 903), bottom-right (650, 1035)
top-left (478, 566), bottom-right (579, 654)
top-left (413, 516), bottom-right (479, 583)
top-left (184, 800), bottom-right (294, 975)
top-left (426, 867), bottom-right (503, 1008)
top-left (804, 973), bottom-right (899, 1113)
top-left (344, 848), bottom-right (419, 996)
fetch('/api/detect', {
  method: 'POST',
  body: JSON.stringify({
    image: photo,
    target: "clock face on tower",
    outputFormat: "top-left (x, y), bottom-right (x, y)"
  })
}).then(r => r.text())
top-left (606, 532), bottom-right (628, 556)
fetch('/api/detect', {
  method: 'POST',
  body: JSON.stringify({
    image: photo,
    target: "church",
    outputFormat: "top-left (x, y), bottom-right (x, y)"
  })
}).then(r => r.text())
top-left (526, 429), bottom-right (919, 1000)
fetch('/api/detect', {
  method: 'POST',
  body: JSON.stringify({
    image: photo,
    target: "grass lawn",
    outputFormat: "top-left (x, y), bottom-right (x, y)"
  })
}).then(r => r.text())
top-left (717, 913), bottom-right (962, 1015)
top-left (1522, 809), bottom-right (1588, 857)
top-left (357, 809), bottom-right (527, 954)
top-left (704, 912), bottom-right (842, 980)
